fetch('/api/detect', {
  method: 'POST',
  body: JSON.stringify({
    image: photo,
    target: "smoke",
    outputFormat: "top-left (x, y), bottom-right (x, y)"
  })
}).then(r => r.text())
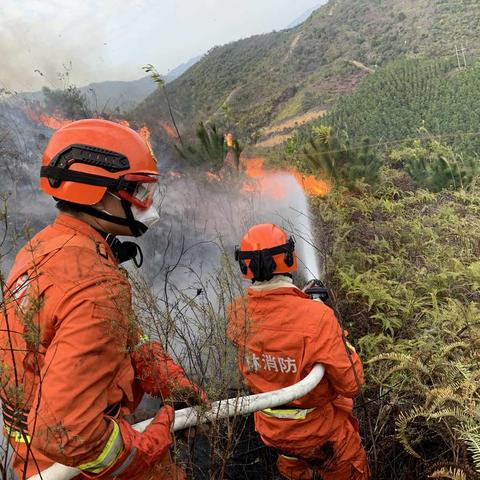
top-left (0, 0), bottom-right (148, 92)
top-left (0, 101), bottom-right (323, 291)
top-left (2, 0), bottom-right (328, 93)
top-left (0, 102), bottom-right (56, 273)
top-left (140, 169), bottom-right (322, 299)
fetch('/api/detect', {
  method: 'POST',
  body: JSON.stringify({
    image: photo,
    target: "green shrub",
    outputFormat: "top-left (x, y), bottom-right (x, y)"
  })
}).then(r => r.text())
top-left (303, 126), bottom-right (383, 190)
top-left (389, 136), bottom-right (479, 192)
top-left (311, 184), bottom-right (480, 479)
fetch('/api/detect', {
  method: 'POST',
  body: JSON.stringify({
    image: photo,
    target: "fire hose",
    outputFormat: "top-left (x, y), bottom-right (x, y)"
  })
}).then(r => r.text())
top-left (27, 364), bottom-right (325, 480)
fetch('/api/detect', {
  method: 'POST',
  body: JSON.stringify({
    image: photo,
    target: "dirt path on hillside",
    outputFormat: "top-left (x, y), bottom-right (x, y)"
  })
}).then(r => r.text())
top-left (256, 109), bottom-right (327, 147)
top-left (284, 33), bottom-right (302, 62)
top-left (257, 110), bottom-right (326, 147)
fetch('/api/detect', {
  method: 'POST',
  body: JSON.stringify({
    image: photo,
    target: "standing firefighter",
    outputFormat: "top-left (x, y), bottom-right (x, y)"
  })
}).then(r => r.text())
top-left (227, 224), bottom-right (370, 480)
top-left (0, 119), bottom-right (206, 479)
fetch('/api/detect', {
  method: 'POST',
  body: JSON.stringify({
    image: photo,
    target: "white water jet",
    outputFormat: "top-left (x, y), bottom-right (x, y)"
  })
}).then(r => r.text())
top-left (245, 172), bottom-right (322, 281)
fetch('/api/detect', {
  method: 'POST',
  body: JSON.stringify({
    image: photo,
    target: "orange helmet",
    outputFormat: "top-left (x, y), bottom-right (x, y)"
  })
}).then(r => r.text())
top-left (235, 224), bottom-right (297, 281)
top-left (40, 118), bottom-right (158, 205)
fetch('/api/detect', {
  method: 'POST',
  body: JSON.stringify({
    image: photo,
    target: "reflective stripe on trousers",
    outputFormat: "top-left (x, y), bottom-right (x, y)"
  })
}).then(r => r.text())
top-left (261, 407), bottom-right (315, 420)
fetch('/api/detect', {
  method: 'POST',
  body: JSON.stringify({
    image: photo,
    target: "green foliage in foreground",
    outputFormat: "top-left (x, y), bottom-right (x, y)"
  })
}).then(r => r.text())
top-left (312, 181), bottom-right (480, 479)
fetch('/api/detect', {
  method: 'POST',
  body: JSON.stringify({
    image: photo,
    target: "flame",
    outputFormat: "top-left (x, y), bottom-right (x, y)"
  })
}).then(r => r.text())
top-left (27, 108), bottom-right (155, 148)
top-left (158, 121), bottom-right (177, 139)
top-left (241, 156), bottom-right (330, 199)
top-left (206, 171), bottom-right (222, 182)
top-left (225, 132), bottom-right (234, 148)
top-left (244, 158), bottom-right (265, 178)
top-left (115, 120), bottom-right (152, 144)
top-left (289, 170), bottom-right (330, 197)
top-left (138, 125), bottom-right (151, 143)
top-left (27, 108), bottom-right (71, 129)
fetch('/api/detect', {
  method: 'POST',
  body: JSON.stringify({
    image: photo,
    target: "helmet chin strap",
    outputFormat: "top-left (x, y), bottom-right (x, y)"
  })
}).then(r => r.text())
top-left (120, 198), bottom-right (147, 237)
top-left (63, 194), bottom-right (147, 238)
top-left (56, 200), bottom-right (145, 266)
top-left (106, 191), bottom-right (147, 237)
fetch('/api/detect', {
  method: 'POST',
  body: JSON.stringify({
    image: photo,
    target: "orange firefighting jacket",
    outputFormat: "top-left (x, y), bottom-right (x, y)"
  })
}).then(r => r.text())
top-left (0, 214), bottom-right (186, 479)
top-left (227, 276), bottom-right (364, 449)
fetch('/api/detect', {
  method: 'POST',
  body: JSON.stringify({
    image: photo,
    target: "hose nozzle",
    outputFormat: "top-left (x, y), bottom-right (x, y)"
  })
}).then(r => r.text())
top-left (303, 279), bottom-right (329, 302)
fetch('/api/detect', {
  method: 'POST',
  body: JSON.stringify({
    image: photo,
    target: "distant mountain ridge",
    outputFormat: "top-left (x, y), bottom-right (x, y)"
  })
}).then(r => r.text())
top-left (17, 55), bottom-right (203, 113)
top-left (165, 55), bottom-right (203, 83)
top-left (287, 2), bottom-right (326, 29)
top-left (134, 0), bottom-right (480, 141)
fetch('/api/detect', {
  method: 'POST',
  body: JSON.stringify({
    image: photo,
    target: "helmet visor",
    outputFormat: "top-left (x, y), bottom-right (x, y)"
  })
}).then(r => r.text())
top-left (117, 175), bottom-right (160, 210)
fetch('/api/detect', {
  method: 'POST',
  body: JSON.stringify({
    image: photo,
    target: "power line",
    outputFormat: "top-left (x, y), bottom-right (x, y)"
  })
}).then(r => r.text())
top-left (278, 130), bottom-right (480, 158)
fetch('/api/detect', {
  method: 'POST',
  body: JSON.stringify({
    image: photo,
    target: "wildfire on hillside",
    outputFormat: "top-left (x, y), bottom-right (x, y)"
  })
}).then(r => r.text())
top-left (241, 156), bottom-right (330, 199)
top-left (188, 155), bottom-right (329, 200)
top-left (138, 125), bottom-right (151, 143)
top-left (26, 108), bottom-right (154, 146)
top-left (158, 121), bottom-right (177, 139)
top-left (225, 132), bottom-right (234, 148)
top-left (206, 171), bottom-right (222, 182)
top-left (25, 108), bottom-right (329, 199)
top-left (26, 109), bottom-right (71, 130)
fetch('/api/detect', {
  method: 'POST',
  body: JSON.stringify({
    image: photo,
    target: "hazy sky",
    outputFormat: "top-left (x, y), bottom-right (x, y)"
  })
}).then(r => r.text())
top-left (1, 0), bottom-right (324, 92)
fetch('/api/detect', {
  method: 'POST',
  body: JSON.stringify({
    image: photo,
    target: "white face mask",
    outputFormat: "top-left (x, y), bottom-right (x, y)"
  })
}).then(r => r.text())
top-left (131, 203), bottom-right (160, 228)
top-left (105, 189), bottom-right (161, 231)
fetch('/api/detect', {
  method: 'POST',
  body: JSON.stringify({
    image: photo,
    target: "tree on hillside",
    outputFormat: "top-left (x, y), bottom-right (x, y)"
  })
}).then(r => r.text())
top-left (175, 123), bottom-right (227, 171)
top-left (322, 58), bottom-right (480, 156)
top-left (304, 126), bottom-right (382, 190)
top-left (42, 85), bottom-right (91, 119)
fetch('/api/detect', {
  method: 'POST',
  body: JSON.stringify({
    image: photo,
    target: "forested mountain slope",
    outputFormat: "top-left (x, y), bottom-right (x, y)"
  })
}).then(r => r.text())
top-left (134, 0), bottom-right (480, 140)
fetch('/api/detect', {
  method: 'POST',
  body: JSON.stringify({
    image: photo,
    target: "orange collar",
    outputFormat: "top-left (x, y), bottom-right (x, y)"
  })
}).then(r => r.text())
top-left (53, 213), bottom-right (114, 259)
top-left (247, 286), bottom-right (310, 300)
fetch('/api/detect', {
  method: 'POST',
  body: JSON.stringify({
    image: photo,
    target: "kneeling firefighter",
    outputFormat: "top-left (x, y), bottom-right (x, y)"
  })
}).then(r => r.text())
top-left (0, 119), bottom-right (207, 479)
top-left (227, 224), bottom-right (370, 480)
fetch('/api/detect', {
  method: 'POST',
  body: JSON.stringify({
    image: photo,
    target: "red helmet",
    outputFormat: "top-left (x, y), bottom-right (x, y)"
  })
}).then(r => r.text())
top-left (40, 118), bottom-right (158, 205)
top-left (235, 224), bottom-right (297, 281)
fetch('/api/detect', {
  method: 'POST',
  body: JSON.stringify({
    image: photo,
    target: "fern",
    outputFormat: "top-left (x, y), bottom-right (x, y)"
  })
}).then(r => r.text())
top-left (463, 431), bottom-right (480, 473)
top-left (305, 163), bottom-right (480, 478)
top-left (428, 408), bottom-right (472, 424)
top-left (429, 467), bottom-right (467, 480)
top-left (395, 406), bottom-right (428, 458)
top-left (458, 423), bottom-right (480, 474)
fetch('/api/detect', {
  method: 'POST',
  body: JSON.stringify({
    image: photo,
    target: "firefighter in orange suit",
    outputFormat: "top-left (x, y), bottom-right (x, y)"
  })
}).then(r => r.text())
top-left (0, 119), bottom-right (206, 479)
top-left (227, 224), bottom-right (370, 480)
